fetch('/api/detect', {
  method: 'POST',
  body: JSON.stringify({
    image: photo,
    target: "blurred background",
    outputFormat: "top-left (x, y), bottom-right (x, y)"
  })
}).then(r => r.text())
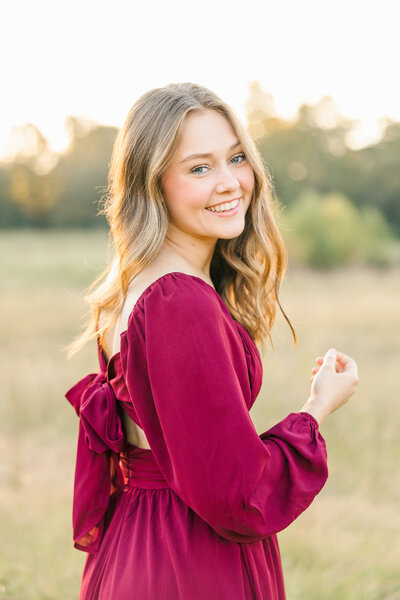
top-left (1, 0), bottom-right (399, 598)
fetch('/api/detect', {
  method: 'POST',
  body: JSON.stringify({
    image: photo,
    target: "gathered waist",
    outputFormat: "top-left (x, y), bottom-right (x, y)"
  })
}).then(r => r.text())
top-left (120, 445), bottom-right (171, 490)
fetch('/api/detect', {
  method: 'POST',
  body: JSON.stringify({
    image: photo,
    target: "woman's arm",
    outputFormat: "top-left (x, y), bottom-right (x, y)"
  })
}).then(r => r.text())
top-left (121, 276), bottom-right (329, 543)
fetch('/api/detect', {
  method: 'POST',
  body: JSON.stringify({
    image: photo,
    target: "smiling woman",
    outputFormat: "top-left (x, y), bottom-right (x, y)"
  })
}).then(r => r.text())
top-left (161, 109), bottom-right (254, 237)
top-left (65, 82), bottom-right (358, 600)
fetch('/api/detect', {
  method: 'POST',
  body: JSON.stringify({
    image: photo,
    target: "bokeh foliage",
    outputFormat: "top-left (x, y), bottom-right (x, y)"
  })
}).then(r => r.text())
top-left (1, 83), bottom-right (399, 267)
top-left (282, 190), bottom-right (396, 268)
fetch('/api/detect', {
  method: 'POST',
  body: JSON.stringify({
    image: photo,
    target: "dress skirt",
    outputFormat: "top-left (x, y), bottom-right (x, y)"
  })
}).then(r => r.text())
top-left (79, 446), bottom-right (286, 600)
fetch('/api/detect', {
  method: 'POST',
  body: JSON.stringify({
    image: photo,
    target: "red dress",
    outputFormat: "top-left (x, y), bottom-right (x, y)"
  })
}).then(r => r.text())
top-left (65, 272), bottom-right (328, 599)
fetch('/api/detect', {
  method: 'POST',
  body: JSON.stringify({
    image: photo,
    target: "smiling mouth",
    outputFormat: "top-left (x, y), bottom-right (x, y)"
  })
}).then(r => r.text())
top-left (205, 198), bottom-right (241, 213)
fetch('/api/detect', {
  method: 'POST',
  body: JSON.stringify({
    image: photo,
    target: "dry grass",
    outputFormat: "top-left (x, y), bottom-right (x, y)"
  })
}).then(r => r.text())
top-left (1, 229), bottom-right (399, 599)
top-left (253, 266), bottom-right (400, 600)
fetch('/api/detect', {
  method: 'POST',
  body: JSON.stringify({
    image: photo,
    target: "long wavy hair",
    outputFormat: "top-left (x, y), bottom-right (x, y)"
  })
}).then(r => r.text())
top-left (67, 82), bottom-right (296, 358)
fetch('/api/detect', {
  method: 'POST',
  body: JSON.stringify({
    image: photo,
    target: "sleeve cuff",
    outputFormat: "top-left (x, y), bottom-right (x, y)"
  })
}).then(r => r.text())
top-left (298, 411), bottom-right (320, 429)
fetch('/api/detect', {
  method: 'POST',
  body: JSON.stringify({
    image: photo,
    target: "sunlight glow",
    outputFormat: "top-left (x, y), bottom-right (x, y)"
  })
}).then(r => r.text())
top-left (1, 0), bottom-right (399, 159)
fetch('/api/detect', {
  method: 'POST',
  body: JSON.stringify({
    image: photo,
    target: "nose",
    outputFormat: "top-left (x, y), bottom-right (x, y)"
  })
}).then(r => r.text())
top-left (214, 164), bottom-right (241, 195)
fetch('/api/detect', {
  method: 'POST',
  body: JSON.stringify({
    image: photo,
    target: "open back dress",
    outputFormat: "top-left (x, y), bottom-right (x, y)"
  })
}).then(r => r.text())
top-left (65, 271), bottom-right (328, 599)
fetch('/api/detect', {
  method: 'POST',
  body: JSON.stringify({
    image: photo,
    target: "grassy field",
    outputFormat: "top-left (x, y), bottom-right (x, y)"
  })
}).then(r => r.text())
top-left (1, 229), bottom-right (399, 599)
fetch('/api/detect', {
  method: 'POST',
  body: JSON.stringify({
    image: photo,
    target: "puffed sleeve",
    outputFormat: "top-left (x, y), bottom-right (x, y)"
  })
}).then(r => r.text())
top-left (120, 275), bottom-right (328, 543)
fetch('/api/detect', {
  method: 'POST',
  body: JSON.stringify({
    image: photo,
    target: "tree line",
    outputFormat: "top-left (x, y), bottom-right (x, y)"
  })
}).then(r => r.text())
top-left (1, 82), bottom-right (399, 267)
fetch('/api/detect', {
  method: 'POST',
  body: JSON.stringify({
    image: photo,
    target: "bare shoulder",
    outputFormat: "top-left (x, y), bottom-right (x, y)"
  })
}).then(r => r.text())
top-left (105, 264), bottom-right (216, 356)
top-left (124, 264), bottom-right (215, 316)
top-left (119, 267), bottom-right (163, 328)
top-left (101, 266), bottom-right (172, 357)
top-left (119, 265), bottom-right (192, 331)
top-left (127, 267), bottom-right (160, 301)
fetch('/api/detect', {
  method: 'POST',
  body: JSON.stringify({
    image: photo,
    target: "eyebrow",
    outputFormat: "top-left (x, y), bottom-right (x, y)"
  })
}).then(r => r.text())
top-left (179, 140), bottom-right (242, 163)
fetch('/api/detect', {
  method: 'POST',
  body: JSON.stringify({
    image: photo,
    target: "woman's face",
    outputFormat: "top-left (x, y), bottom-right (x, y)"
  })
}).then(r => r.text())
top-left (161, 109), bottom-right (255, 242)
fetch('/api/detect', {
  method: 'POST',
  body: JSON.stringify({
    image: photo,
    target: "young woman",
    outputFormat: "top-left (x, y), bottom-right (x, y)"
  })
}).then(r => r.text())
top-left (65, 82), bottom-right (359, 599)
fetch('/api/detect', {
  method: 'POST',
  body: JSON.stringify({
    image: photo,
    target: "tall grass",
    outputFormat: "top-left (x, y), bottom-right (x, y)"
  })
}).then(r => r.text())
top-left (1, 229), bottom-right (399, 599)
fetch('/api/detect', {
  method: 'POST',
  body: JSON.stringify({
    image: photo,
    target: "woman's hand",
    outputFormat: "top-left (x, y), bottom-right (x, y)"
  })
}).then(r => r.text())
top-left (300, 348), bottom-right (359, 426)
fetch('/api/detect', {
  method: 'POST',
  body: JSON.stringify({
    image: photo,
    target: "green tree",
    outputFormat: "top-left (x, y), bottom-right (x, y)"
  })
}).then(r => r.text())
top-left (245, 81), bottom-right (400, 236)
top-left (49, 117), bottom-right (117, 227)
top-left (283, 190), bottom-right (396, 268)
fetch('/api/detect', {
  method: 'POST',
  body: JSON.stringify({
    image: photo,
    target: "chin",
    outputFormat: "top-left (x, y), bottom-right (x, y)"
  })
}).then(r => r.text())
top-left (216, 226), bottom-right (246, 240)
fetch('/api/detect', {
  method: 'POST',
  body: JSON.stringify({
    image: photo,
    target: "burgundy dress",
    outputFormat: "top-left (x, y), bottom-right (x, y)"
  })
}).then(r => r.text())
top-left (65, 272), bottom-right (328, 599)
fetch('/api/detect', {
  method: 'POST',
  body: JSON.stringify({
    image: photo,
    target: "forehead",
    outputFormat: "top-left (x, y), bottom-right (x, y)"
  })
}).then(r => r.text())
top-left (174, 109), bottom-right (239, 157)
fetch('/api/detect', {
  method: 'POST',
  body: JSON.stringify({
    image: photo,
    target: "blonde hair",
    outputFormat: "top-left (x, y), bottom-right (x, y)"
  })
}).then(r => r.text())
top-left (67, 82), bottom-right (296, 357)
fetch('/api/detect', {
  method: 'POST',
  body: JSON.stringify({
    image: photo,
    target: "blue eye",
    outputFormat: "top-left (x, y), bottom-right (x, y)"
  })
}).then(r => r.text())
top-left (191, 165), bottom-right (209, 175)
top-left (231, 153), bottom-right (246, 164)
top-left (190, 153), bottom-right (246, 175)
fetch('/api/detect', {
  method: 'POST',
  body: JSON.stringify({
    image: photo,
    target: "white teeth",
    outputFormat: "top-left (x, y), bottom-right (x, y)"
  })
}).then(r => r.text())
top-left (206, 198), bottom-right (240, 213)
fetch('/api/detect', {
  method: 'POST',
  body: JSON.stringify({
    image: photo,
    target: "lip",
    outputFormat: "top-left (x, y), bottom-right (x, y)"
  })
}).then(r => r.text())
top-left (207, 196), bottom-right (241, 209)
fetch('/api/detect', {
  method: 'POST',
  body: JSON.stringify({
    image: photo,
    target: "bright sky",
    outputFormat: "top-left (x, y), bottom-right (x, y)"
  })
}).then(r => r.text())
top-left (1, 0), bottom-right (399, 161)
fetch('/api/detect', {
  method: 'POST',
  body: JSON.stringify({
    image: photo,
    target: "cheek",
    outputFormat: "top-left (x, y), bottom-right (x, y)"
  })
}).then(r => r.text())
top-left (240, 165), bottom-right (255, 195)
top-left (162, 171), bottom-right (207, 209)
top-left (161, 170), bottom-right (179, 203)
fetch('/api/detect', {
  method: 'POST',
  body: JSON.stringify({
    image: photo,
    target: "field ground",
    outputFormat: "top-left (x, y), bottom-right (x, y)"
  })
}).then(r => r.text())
top-left (1, 229), bottom-right (399, 599)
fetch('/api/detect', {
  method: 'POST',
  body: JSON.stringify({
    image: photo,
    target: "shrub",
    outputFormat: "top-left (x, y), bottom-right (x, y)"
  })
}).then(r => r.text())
top-left (281, 190), bottom-right (396, 268)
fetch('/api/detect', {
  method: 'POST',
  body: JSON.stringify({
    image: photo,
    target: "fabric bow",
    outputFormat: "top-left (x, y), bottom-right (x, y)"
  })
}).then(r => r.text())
top-left (66, 371), bottom-right (125, 555)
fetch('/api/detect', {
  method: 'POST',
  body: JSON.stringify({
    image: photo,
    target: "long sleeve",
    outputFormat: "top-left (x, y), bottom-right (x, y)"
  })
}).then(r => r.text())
top-left (120, 275), bottom-right (328, 544)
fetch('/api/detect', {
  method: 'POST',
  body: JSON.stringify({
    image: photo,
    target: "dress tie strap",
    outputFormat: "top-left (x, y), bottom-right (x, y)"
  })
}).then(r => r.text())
top-left (65, 370), bottom-right (125, 555)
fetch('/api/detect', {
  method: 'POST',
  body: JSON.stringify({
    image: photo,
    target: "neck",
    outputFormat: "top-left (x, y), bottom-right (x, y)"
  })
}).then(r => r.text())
top-left (158, 227), bottom-right (217, 280)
